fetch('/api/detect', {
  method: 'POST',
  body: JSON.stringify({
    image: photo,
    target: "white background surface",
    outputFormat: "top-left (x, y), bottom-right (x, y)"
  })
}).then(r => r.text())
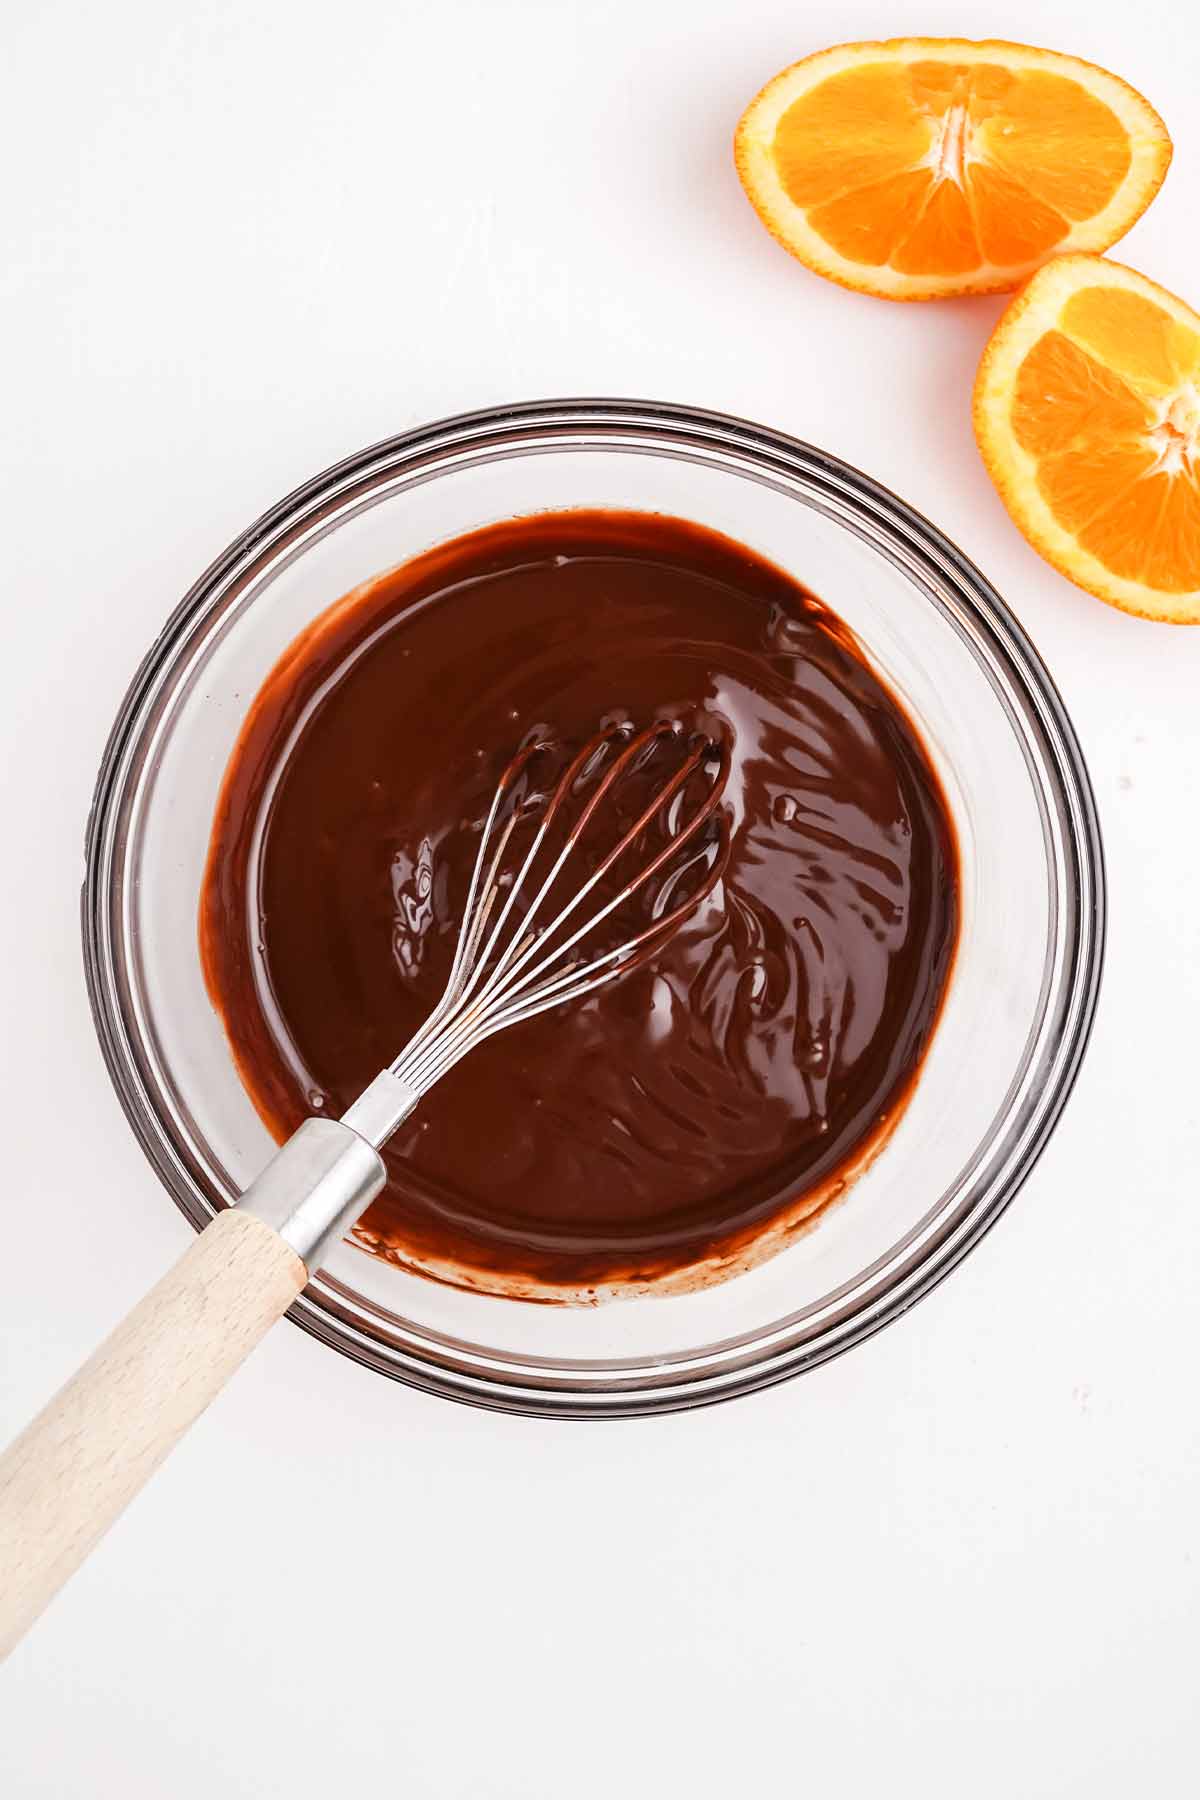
top-left (3, 0), bottom-right (1199, 1792)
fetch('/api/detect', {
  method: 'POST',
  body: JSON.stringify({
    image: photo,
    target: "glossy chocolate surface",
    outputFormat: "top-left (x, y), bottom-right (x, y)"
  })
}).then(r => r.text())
top-left (201, 511), bottom-right (958, 1298)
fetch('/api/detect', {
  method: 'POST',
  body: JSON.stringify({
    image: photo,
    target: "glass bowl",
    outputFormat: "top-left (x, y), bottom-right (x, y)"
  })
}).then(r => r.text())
top-left (82, 399), bottom-right (1104, 1417)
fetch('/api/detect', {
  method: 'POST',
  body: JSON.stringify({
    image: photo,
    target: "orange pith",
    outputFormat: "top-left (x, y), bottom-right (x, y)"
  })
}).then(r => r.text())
top-left (974, 256), bottom-right (1200, 621)
top-left (734, 40), bottom-right (1171, 301)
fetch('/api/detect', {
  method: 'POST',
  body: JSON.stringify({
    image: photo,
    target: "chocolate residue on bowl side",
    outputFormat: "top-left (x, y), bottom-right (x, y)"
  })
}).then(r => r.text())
top-left (200, 510), bottom-right (959, 1301)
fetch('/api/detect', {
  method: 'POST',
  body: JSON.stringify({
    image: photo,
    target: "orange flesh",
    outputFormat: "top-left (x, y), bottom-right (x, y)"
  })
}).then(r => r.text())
top-left (774, 60), bottom-right (1132, 274)
top-left (1012, 289), bottom-right (1200, 593)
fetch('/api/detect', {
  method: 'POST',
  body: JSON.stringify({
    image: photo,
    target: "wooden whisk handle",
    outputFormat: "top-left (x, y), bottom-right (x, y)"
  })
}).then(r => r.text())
top-left (0, 1117), bottom-right (388, 1657)
top-left (0, 1210), bottom-right (304, 1659)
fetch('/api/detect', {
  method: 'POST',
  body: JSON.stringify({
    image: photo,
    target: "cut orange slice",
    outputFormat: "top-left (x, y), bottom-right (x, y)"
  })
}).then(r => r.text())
top-left (975, 255), bottom-right (1200, 622)
top-left (734, 39), bottom-right (1171, 301)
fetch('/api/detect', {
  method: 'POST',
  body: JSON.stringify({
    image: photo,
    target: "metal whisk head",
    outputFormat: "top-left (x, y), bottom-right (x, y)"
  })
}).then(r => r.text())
top-left (388, 720), bottom-right (730, 1103)
top-left (248, 720), bottom-right (731, 1264)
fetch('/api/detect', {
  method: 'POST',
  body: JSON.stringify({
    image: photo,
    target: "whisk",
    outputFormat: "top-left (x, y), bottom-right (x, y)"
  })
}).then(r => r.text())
top-left (0, 718), bottom-right (730, 1655)
top-left (342, 718), bottom-right (729, 1146)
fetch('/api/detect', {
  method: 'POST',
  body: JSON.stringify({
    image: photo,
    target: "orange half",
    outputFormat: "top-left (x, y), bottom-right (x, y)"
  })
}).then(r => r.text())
top-left (734, 39), bottom-right (1171, 300)
top-left (975, 255), bottom-right (1200, 622)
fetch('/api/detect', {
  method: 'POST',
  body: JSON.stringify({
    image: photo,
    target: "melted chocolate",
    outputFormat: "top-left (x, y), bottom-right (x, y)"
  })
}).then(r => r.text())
top-left (201, 511), bottom-right (959, 1299)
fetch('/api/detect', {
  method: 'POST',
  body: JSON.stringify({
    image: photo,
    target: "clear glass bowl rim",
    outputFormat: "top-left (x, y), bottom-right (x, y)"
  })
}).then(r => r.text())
top-left (81, 397), bottom-right (1106, 1417)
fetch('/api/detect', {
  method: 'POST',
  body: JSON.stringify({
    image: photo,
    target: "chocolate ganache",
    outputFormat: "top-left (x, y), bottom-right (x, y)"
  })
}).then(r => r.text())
top-left (201, 510), bottom-right (959, 1300)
